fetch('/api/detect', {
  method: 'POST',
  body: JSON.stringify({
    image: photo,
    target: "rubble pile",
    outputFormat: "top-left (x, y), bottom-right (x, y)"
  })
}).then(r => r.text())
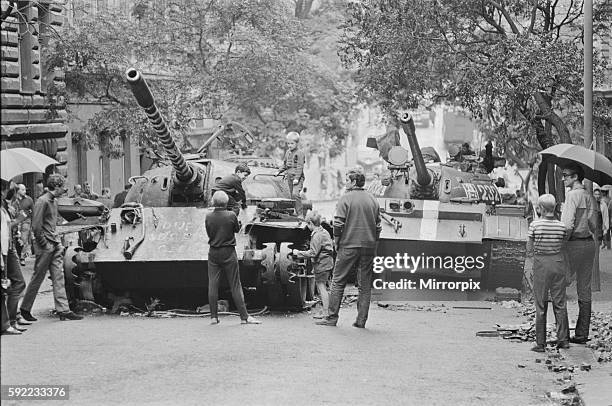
top-left (587, 311), bottom-right (612, 363)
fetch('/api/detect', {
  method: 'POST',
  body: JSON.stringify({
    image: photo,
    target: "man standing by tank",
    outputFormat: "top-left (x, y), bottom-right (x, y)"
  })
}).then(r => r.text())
top-left (205, 191), bottom-right (260, 325)
top-left (20, 174), bottom-right (82, 322)
top-left (212, 164), bottom-right (251, 216)
top-left (1, 180), bottom-right (29, 334)
top-left (277, 132), bottom-right (305, 216)
top-left (316, 168), bottom-right (381, 328)
top-left (560, 163), bottom-right (597, 344)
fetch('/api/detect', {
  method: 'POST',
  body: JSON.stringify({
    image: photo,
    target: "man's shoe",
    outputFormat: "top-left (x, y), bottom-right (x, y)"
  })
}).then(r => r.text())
top-left (557, 341), bottom-right (570, 349)
top-left (352, 322), bottom-right (365, 328)
top-left (312, 312), bottom-right (326, 319)
top-left (20, 309), bottom-right (37, 322)
top-left (16, 315), bottom-right (32, 326)
top-left (315, 319), bottom-right (337, 326)
top-left (530, 345), bottom-right (546, 353)
top-left (59, 311), bottom-right (83, 321)
top-left (10, 323), bottom-right (27, 332)
top-left (241, 316), bottom-right (261, 325)
top-left (1, 326), bottom-right (22, 335)
top-left (210, 317), bottom-right (220, 325)
top-left (569, 336), bottom-right (589, 344)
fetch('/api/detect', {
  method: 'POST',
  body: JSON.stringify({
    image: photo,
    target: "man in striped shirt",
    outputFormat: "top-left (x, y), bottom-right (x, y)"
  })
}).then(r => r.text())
top-left (527, 194), bottom-right (569, 352)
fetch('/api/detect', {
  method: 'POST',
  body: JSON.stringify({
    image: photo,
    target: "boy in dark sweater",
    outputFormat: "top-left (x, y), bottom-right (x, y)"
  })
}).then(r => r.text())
top-left (205, 191), bottom-right (260, 325)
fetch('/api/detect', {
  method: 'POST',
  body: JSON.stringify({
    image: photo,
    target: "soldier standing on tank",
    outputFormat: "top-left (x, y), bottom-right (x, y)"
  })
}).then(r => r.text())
top-left (205, 191), bottom-right (261, 325)
top-left (212, 164), bottom-right (251, 216)
top-left (277, 132), bottom-right (305, 216)
top-left (316, 168), bottom-right (381, 328)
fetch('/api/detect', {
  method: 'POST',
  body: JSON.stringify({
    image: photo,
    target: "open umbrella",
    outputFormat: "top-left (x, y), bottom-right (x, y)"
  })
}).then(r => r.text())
top-left (539, 143), bottom-right (612, 186)
top-left (0, 148), bottom-right (59, 181)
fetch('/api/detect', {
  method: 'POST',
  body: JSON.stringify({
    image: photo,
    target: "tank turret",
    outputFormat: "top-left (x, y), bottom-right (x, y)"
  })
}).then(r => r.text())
top-left (126, 68), bottom-right (205, 203)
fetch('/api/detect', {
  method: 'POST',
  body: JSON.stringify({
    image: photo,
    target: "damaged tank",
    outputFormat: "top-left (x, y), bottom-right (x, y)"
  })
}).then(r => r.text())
top-left (62, 69), bottom-right (319, 313)
top-left (368, 113), bottom-right (528, 296)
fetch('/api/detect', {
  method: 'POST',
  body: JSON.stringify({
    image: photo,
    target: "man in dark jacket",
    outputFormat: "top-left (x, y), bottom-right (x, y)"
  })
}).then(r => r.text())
top-left (20, 174), bottom-right (82, 322)
top-left (212, 164), bottom-right (251, 216)
top-left (113, 184), bottom-right (132, 208)
top-left (205, 191), bottom-right (260, 325)
top-left (316, 168), bottom-right (381, 328)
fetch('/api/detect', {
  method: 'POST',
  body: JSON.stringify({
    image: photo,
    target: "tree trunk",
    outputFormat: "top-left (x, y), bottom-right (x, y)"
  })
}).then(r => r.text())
top-left (295, 0), bottom-right (304, 18)
top-left (533, 92), bottom-right (572, 144)
top-left (295, 0), bottom-right (314, 18)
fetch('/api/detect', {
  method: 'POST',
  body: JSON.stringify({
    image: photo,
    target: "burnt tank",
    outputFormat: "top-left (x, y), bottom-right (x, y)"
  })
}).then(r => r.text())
top-left (63, 69), bottom-right (318, 312)
top-left (368, 113), bottom-right (528, 297)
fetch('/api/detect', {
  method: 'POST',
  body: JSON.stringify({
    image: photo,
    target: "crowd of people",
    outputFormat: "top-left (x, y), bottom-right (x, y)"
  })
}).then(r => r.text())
top-left (69, 182), bottom-right (132, 209)
top-left (1, 175), bottom-right (135, 335)
top-left (1, 174), bottom-right (82, 336)
top-left (1, 133), bottom-right (609, 338)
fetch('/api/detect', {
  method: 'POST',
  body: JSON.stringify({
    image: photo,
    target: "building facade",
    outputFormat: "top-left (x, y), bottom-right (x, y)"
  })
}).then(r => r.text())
top-left (1, 1), bottom-right (68, 192)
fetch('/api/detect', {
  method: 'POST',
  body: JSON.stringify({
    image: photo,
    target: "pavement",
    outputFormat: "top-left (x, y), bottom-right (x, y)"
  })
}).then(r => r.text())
top-left (562, 247), bottom-right (612, 406)
top-left (1, 244), bottom-right (611, 405)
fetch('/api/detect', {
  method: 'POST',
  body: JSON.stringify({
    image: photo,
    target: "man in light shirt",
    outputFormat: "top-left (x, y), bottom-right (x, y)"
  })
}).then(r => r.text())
top-left (560, 163), bottom-right (597, 344)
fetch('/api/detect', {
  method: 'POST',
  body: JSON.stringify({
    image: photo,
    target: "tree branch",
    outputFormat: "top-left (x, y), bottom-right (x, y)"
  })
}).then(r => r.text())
top-left (486, 0), bottom-right (521, 35)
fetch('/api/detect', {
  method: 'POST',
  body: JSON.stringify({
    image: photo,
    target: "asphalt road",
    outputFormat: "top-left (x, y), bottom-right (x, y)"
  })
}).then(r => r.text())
top-left (2, 301), bottom-right (556, 406)
top-left (2, 244), bottom-right (611, 406)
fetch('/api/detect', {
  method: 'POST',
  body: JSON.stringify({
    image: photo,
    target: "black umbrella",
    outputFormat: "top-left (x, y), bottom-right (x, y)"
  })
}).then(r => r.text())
top-left (539, 144), bottom-right (612, 186)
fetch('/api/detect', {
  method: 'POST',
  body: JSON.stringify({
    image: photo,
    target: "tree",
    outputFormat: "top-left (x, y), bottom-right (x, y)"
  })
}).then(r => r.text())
top-left (339, 0), bottom-right (611, 162)
top-left (46, 0), bottom-right (356, 158)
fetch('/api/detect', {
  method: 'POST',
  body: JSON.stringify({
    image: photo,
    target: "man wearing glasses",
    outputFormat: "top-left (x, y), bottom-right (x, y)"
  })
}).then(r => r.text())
top-left (560, 163), bottom-right (597, 344)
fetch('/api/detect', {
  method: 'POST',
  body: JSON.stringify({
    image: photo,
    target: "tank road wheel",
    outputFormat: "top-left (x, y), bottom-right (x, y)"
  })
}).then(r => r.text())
top-left (63, 246), bottom-right (81, 305)
top-left (259, 244), bottom-right (284, 308)
top-left (278, 243), bottom-right (306, 309)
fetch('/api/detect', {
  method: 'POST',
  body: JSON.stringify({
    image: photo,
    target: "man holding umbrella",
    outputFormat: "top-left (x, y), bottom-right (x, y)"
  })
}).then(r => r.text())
top-left (560, 163), bottom-right (597, 344)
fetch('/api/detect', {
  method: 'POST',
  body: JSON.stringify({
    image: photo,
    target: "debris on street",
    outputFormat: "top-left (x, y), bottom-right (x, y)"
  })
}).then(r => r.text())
top-left (586, 311), bottom-right (612, 363)
top-left (376, 302), bottom-right (448, 312)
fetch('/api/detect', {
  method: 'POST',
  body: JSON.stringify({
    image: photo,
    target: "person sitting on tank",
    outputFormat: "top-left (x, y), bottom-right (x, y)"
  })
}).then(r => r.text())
top-left (70, 184), bottom-right (83, 198)
top-left (81, 182), bottom-right (99, 200)
top-left (205, 191), bottom-right (261, 325)
top-left (292, 211), bottom-right (333, 319)
top-left (212, 164), bottom-right (251, 216)
top-left (276, 132), bottom-right (305, 215)
top-left (113, 184), bottom-right (132, 208)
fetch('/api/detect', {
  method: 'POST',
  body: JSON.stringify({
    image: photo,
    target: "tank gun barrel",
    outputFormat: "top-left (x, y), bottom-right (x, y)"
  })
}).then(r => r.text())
top-left (125, 68), bottom-right (195, 184)
top-left (398, 113), bottom-right (431, 186)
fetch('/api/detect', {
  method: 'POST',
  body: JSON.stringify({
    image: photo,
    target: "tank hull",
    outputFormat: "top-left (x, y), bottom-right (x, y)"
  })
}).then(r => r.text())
top-left (372, 197), bottom-right (528, 299)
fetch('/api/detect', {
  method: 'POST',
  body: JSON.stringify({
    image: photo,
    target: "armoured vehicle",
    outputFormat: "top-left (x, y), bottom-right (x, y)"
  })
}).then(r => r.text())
top-left (367, 113), bottom-right (528, 296)
top-left (63, 69), bottom-right (318, 312)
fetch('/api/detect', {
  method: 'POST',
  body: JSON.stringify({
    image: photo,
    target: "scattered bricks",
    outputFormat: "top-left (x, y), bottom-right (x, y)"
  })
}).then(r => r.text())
top-left (545, 359), bottom-right (553, 365)
top-left (495, 287), bottom-right (521, 302)
top-left (567, 366), bottom-right (574, 372)
top-left (580, 363), bottom-right (591, 371)
top-left (561, 383), bottom-right (576, 394)
top-left (517, 364), bottom-right (526, 368)
top-left (535, 358), bottom-right (543, 363)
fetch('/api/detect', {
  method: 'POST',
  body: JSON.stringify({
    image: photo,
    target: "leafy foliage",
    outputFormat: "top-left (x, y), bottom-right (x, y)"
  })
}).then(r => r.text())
top-left (46, 0), bottom-right (356, 158)
top-left (339, 0), bottom-right (612, 162)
